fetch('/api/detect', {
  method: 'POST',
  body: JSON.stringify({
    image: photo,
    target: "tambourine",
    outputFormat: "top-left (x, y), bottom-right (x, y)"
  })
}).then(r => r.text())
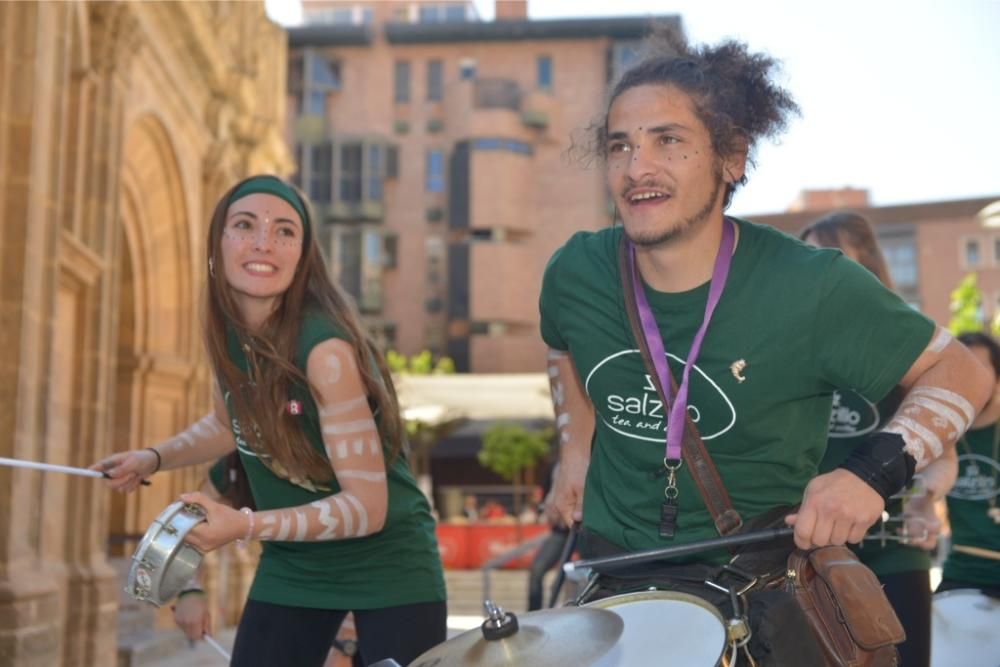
top-left (125, 501), bottom-right (206, 606)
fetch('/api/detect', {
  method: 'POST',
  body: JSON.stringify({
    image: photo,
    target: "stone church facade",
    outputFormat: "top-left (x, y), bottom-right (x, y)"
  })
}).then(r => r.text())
top-left (0, 2), bottom-right (288, 665)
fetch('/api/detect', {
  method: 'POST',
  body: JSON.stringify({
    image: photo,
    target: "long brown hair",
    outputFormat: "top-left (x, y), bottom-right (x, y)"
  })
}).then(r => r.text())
top-left (204, 175), bottom-right (404, 483)
top-left (800, 212), bottom-right (895, 290)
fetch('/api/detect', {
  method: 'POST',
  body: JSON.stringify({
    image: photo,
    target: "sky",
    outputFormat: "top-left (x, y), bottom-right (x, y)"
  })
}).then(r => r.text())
top-left (265, 0), bottom-right (1000, 216)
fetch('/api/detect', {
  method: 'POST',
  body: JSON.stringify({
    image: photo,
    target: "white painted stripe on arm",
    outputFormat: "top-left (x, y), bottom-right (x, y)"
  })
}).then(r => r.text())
top-left (337, 470), bottom-right (387, 482)
top-left (293, 511), bottom-right (307, 541)
top-left (276, 513), bottom-right (292, 541)
top-left (369, 437), bottom-right (380, 455)
top-left (344, 493), bottom-right (368, 536)
top-left (319, 396), bottom-right (367, 417)
top-left (310, 499), bottom-right (339, 540)
top-left (908, 396), bottom-right (967, 434)
top-left (891, 416), bottom-right (944, 457)
top-left (352, 438), bottom-right (364, 455)
top-left (927, 327), bottom-right (952, 353)
top-left (259, 514), bottom-right (276, 539)
top-left (556, 413), bottom-right (571, 428)
top-left (909, 387), bottom-right (975, 425)
top-left (336, 441), bottom-right (349, 459)
top-left (323, 419), bottom-right (377, 435)
top-left (333, 495), bottom-right (352, 536)
top-left (884, 422), bottom-right (930, 467)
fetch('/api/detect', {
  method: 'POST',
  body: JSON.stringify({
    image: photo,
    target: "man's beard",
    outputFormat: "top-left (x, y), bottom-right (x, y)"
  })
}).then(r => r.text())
top-left (624, 167), bottom-right (724, 248)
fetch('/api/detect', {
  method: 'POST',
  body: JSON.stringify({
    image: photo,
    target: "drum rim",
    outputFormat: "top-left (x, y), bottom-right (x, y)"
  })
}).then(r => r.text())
top-left (126, 500), bottom-right (205, 606)
top-left (933, 587), bottom-right (995, 602)
top-left (583, 588), bottom-right (728, 665)
top-left (583, 588), bottom-right (727, 624)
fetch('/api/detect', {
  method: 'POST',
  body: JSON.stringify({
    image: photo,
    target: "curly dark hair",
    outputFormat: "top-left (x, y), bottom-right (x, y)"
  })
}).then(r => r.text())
top-left (575, 26), bottom-right (800, 209)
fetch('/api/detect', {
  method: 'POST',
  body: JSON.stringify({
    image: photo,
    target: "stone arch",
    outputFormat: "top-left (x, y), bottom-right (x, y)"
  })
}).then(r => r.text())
top-left (109, 113), bottom-right (205, 553)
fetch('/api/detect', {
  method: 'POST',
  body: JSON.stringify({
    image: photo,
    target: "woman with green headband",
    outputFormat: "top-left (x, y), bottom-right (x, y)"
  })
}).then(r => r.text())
top-left (94, 175), bottom-right (447, 666)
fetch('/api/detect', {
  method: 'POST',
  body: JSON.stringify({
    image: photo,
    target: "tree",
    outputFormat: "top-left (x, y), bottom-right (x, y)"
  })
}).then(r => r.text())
top-left (948, 272), bottom-right (984, 335)
top-left (388, 349), bottom-right (459, 479)
top-left (478, 423), bottom-right (552, 519)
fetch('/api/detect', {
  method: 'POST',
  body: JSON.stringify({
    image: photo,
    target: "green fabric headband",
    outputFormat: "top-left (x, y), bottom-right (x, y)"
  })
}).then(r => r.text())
top-left (229, 176), bottom-right (310, 240)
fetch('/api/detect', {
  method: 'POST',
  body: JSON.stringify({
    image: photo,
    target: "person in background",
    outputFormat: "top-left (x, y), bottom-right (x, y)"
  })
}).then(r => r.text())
top-left (942, 332), bottom-right (1000, 597)
top-left (801, 211), bottom-right (958, 667)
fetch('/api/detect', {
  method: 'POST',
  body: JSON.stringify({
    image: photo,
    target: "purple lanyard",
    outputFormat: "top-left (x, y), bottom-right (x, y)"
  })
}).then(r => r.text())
top-left (627, 219), bottom-right (736, 463)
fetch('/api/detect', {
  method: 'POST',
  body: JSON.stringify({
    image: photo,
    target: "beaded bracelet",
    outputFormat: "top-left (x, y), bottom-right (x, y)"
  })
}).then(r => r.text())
top-left (236, 507), bottom-right (254, 549)
top-left (145, 447), bottom-right (162, 474)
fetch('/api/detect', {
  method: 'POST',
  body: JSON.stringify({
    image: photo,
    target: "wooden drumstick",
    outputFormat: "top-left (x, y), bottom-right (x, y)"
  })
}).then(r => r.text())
top-left (203, 634), bottom-right (232, 661)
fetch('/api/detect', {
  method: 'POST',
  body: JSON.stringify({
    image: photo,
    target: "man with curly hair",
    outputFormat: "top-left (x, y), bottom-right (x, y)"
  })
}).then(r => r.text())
top-left (541, 30), bottom-right (991, 663)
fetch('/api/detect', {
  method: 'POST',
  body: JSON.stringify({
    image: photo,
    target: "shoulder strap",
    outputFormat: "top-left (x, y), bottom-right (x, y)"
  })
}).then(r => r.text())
top-left (618, 234), bottom-right (743, 536)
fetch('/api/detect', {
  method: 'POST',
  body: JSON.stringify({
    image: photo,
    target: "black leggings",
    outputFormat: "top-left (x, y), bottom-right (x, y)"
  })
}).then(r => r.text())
top-left (230, 599), bottom-right (447, 667)
top-left (880, 569), bottom-right (931, 667)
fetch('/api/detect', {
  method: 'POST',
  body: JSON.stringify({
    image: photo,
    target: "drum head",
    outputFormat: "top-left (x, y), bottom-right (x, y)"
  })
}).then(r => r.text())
top-left (585, 590), bottom-right (727, 666)
top-left (931, 589), bottom-right (1000, 667)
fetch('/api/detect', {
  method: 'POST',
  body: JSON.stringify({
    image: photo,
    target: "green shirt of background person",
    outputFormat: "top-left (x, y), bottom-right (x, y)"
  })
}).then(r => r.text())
top-left (942, 333), bottom-right (1000, 592)
top-left (802, 212), bottom-right (959, 667)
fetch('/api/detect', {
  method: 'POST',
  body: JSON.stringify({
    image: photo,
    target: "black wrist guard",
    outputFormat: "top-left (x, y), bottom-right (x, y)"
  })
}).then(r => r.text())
top-left (837, 431), bottom-right (916, 502)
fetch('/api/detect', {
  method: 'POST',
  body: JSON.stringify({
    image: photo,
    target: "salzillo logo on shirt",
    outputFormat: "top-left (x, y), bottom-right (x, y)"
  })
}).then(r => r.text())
top-left (828, 390), bottom-right (880, 438)
top-left (950, 454), bottom-right (1000, 501)
top-left (584, 349), bottom-right (736, 443)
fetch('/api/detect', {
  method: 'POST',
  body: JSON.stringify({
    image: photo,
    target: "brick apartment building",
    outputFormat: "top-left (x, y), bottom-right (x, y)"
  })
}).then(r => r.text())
top-left (752, 189), bottom-right (1000, 326)
top-left (287, 0), bottom-right (676, 371)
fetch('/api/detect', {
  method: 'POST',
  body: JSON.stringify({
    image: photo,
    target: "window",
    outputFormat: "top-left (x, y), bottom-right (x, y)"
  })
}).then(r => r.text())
top-left (426, 149), bottom-right (444, 193)
top-left (537, 55), bottom-right (553, 89)
top-left (386, 146), bottom-right (399, 179)
top-left (611, 41), bottom-right (642, 79)
top-left (418, 4), bottom-right (468, 23)
top-left (331, 8), bottom-right (354, 24)
top-left (444, 5), bottom-right (466, 22)
top-left (394, 61), bottom-right (410, 103)
top-left (302, 50), bottom-right (340, 116)
top-left (366, 144), bottom-right (383, 201)
top-left (459, 58), bottom-right (477, 80)
top-left (309, 143), bottom-right (333, 203)
top-left (965, 238), bottom-right (982, 267)
top-left (291, 143), bottom-right (303, 187)
top-left (880, 236), bottom-right (917, 290)
top-left (330, 225), bottom-right (384, 313)
top-left (339, 144), bottom-right (363, 203)
top-left (472, 137), bottom-right (533, 155)
top-left (427, 60), bottom-right (443, 101)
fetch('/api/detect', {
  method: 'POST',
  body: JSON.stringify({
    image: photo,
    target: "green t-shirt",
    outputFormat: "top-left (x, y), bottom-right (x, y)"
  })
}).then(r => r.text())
top-left (539, 219), bottom-right (935, 562)
top-left (224, 310), bottom-right (446, 609)
top-left (818, 389), bottom-right (931, 575)
top-left (943, 423), bottom-right (1000, 587)
top-left (207, 457), bottom-right (229, 496)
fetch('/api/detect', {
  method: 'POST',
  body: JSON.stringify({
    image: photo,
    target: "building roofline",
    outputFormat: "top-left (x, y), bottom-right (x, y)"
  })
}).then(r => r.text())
top-left (385, 16), bottom-right (678, 44)
top-left (289, 24), bottom-right (373, 47)
top-left (288, 16), bottom-right (679, 48)
top-left (748, 195), bottom-right (1000, 233)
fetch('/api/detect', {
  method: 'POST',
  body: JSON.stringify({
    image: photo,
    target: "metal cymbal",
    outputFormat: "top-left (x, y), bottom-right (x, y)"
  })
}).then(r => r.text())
top-left (408, 607), bottom-right (624, 667)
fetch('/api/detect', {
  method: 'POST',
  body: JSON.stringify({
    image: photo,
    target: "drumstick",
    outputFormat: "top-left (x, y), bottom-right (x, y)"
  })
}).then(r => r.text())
top-left (203, 634), bottom-right (232, 662)
top-left (0, 456), bottom-right (151, 485)
top-left (564, 527), bottom-right (796, 573)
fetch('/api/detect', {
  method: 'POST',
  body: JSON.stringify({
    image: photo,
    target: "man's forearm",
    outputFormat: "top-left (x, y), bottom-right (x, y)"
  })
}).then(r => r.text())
top-left (885, 340), bottom-right (993, 469)
top-left (547, 349), bottom-right (594, 460)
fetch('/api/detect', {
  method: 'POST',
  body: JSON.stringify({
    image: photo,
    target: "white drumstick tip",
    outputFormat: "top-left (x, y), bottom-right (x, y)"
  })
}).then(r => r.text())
top-left (562, 562), bottom-right (576, 573)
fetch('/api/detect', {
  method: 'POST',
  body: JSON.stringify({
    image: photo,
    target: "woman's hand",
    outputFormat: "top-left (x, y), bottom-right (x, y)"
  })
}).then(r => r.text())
top-left (89, 449), bottom-right (158, 492)
top-left (180, 491), bottom-right (249, 553)
top-left (171, 592), bottom-right (211, 641)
